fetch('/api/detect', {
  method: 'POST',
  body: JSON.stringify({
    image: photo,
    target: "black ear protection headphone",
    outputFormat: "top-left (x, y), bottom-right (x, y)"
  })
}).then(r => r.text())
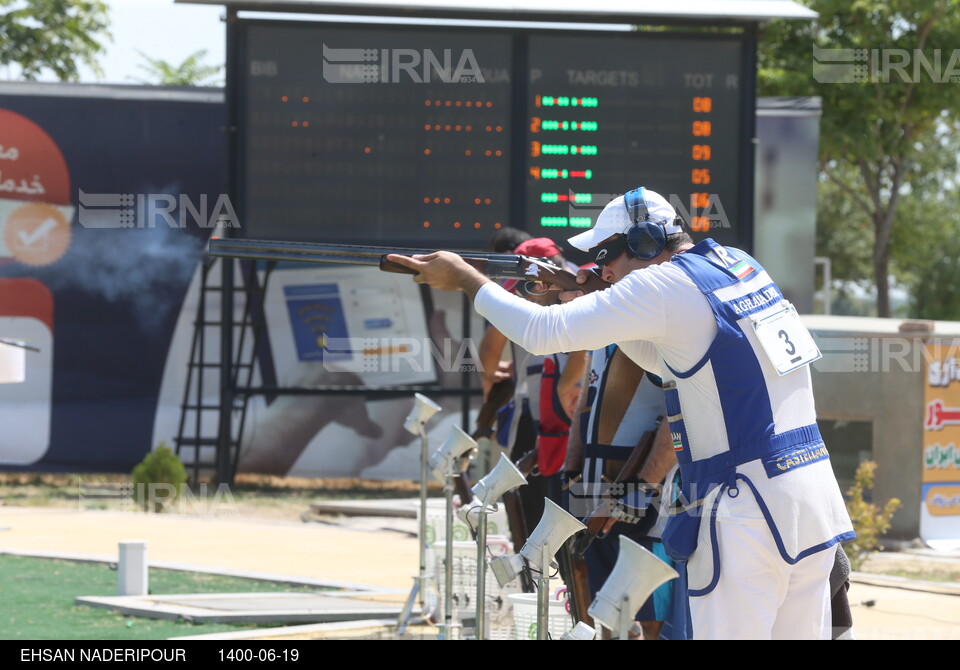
top-left (624, 187), bottom-right (686, 260)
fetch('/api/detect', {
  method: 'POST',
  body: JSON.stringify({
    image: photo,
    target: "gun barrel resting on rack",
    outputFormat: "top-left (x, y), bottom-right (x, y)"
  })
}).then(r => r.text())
top-left (207, 237), bottom-right (610, 293)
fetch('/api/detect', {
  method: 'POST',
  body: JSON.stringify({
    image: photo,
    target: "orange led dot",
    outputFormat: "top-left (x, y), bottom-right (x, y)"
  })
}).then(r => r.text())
top-left (424, 148), bottom-right (431, 155)
top-left (475, 101), bottom-right (482, 107)
top-left (425, 100), bottom-right (432, 106)
top-left (424, 124), bottom-right (431, 130)
top-left (465, 125), bottom-right (472, 131)
top-left (364, 147), bottom-right (372, 153)
top-left (454, 221), bottom-right (461, 228)
top-left (455, 125), bottom-right (462, 131)
top-left (494, 222), bottom-right (502, 229)
top-left (434, 125), bottom-right (441, 131)
top-left (484, 150), bottom-right (491, 156)
top-left (474, 222), bottom-right (481, 229)
top-left (474, 198), bottom-right (481, 205)
top-left (445, 125), bottom-right (451, 131)
top-left (466, 101), bottom-right (473, 107)
top-left (495, 150), bottom-right (502, 156)
top-left (455, 100), bottom-right (462, 107)
top-left (423, 197), bottom-right (430, 204)
top-left (443, 197), bottom-right (451, 204)
top-left (486, 102), bottom-right (493, 108)
top-left (465, 150), bottom-right (472, 156)
top-left (291, 121), bottom-right (298, 127)
top-left (445, 100), bottom-right (452, 107)
top-left (281, 96), bottom-right (288, 102)
top-left (423, 221), bottom-right (430, 227)
top-left (484, 198), bottom-right (491, 205)
top-left (302, 96), bottom-right (309, 103)
top-left (434, 100), bottom-right (441, 106)
top-left (496, 126), bottom-right (502, 132)
top-left (434, 198), bottom-right (441, 204)
top-left (485, 126), bottom-right (492, 132)
top-left (302, 121), bottom-right (310, 127)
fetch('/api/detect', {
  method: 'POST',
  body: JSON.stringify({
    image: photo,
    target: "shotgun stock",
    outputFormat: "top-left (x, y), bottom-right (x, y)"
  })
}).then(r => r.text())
top-left (559, 538), bottom-right (595, 629)
top-left (207, 237), bottom-right (610, 294)
top-left (453, 379), bottom-right (516, 509)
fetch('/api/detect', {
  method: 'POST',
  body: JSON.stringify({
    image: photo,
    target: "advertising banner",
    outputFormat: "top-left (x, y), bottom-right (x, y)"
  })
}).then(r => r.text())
top-left (922, 340), bottom-right (960, 549)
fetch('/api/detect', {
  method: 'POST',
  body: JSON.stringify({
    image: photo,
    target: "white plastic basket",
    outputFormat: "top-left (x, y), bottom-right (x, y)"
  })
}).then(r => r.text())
top-left (507, 592), bottom-right (575, 640)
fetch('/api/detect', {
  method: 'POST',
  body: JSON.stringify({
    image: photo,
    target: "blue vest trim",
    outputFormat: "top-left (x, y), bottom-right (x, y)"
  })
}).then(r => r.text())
top-left (663, 349), bottom-right (712, 380)
top-left (682, 424), bottom-right (824, 487)
top-left (687, 487), bottom-right (723, 597)
top-left (737, 474), bottom-right (854, 566)
top-left (670, 239), bottom-right (741, 291)
top-left (668, 240), bottom-right (796, 476)
top-left (688, 473), bottom-right (858, 597)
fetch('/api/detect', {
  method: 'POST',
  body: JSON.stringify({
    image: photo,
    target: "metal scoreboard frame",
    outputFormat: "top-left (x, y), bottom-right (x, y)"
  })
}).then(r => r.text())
top-left (222, 14), bottom-right (760, 254)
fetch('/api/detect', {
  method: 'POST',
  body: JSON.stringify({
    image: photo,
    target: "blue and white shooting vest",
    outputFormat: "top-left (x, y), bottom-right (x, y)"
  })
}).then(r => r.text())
top-left (661, 239), bottom-right (854, 595)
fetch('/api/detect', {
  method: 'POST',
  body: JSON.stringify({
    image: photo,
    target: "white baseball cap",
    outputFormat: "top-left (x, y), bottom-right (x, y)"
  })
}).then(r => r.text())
top-left (567, 188), bottom-right (678, 252)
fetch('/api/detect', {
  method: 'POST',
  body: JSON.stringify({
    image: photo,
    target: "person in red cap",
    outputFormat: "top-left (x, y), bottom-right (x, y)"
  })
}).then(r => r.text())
top-left (478, 237), bottom-right (587, 534)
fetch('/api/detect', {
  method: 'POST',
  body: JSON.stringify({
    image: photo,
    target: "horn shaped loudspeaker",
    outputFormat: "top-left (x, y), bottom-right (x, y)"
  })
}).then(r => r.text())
top-left (471, 452), bottom-right (527, 508)
top-left (522, 498), bottom-right (585, 572)
top-left (428, 425), bottom-right (478, 482)
top-left (588, 535), bottom-right (678, 634)
top-left (403, 393), bottom-right (443, 436)
top-left (491, 498), bottom-right (584, 587)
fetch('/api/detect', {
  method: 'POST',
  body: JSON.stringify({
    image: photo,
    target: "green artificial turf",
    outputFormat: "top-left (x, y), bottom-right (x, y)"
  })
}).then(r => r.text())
top-left (0, 554), bottom-right (329, 640)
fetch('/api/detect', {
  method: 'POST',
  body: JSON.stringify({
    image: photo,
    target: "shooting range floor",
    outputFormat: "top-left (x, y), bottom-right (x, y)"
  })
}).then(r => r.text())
top-left (1, 503), bottom-right (959, 640)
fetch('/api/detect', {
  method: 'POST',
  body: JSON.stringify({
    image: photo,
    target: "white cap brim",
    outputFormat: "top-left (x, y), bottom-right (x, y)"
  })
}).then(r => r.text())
top-left (567, 227), bottom-right (609, 251)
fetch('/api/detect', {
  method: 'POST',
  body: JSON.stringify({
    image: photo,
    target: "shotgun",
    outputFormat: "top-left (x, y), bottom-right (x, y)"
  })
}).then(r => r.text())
top-left (571, 418), bottom-right (664, 559)
top-left (207, 237), bottom-right (610, 294)
top-left (503, 446), bottom-right (538, 593)
top-left (453, 379), bottom-right (516, 514)
top-left (559, 537), bottom-right (595, 629)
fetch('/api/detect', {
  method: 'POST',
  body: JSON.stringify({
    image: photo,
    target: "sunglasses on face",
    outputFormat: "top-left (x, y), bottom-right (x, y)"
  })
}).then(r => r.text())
top-left (590, 235), bottom-right (628, 267)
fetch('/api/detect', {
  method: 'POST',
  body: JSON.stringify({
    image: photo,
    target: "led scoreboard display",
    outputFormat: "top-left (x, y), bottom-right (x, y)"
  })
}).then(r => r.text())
top-left (527, 34), bottom-right (744, 250)
top-left (237, 22), bottom-right (750, 249)
top-left (239, 22), bottom-right (513, 246)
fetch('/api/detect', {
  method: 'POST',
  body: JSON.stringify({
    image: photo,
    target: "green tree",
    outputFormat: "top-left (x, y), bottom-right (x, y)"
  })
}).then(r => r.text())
top-left (0, 0), bottom-right (110, 80)
top-left (759, 0), bottom-right (960, 317)
top-left (133, 48), bottom-right (222, 86)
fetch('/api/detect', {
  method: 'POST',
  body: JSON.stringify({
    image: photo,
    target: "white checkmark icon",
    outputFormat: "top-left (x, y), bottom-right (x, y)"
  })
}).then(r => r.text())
top-left (17, 218), bottom-right (58, 247)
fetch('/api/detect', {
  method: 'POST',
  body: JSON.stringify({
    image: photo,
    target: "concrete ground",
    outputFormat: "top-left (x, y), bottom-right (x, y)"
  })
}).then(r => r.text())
top-left (0, 504), bottom-right (958, 640)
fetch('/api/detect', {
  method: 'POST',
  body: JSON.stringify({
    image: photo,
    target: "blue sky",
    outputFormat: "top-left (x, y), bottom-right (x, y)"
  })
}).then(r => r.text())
top-left (77, 0), bottom-right (226, 84)
top-left (65, 1), bottom-right (628, 85)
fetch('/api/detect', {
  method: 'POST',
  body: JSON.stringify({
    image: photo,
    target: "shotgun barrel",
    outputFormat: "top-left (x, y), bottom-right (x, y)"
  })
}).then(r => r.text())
top-left (207, 237), bottom-right (610, 294)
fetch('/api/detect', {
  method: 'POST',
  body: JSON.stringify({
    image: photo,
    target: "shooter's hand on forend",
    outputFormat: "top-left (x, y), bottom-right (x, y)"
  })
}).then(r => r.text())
top-left (384, 251), bottom-right (487, 293)
top-left (385, 250), bottom-right (610, 295)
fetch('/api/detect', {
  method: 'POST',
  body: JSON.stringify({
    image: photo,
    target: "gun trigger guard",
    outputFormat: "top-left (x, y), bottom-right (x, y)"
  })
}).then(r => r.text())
top-left (523, 280), bottom-right (550, 296)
